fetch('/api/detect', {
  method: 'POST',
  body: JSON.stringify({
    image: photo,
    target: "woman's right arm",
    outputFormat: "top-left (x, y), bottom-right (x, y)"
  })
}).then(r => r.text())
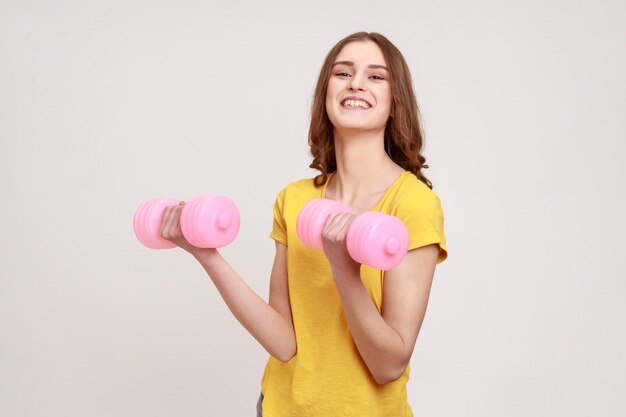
top-left (158, 202), bottom-right (296, 362)
top-left (193, 243), bottom-right (296, 362)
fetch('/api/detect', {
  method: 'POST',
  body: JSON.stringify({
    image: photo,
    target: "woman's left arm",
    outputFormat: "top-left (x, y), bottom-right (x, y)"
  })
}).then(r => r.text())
top-left (322, 213), bottom-right (439, 385)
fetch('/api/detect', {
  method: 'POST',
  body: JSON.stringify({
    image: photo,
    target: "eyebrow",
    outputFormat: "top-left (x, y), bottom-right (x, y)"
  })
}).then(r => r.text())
top-left (332, 61), bottom-right (389, 72)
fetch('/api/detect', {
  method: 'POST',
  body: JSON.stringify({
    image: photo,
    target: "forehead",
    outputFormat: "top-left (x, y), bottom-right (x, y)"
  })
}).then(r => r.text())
top-left (335, 40), bottom-right (387, 67)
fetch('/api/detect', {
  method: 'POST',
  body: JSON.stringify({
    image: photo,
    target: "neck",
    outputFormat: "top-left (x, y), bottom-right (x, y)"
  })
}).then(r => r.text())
top-left (329, 128), bottom-right (404, 207)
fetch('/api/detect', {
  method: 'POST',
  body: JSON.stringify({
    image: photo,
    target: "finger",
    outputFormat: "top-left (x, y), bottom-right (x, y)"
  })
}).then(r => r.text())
top-left (323, 213), bottom-right (351, 241)
top-left (333, 214), bottom-right (353, 238)
top-left (172, 205), bottom-right (184, 233)
top-left (160, 206), bottom-right (172, 238)
top-left (161, 206), bottom-right (178, 237)
top-left (323, 212), bottom-right (344, 235)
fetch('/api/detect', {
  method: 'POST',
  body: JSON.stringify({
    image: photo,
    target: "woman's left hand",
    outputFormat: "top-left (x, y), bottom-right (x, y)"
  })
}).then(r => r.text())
top-left (321, 212), bottom-right (361, 276)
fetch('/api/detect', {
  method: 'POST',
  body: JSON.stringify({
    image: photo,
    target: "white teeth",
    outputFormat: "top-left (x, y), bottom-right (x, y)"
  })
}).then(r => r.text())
top-left (342, 99), bottom-right (370, 108)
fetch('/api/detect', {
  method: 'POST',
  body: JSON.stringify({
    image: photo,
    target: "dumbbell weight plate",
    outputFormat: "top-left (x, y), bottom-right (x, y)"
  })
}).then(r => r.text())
top-left (133, 198), bottom-right (180, 249)
top-left (346, 212), bottom-right (409, 271)
top-left (180, 195), bottom-right (240, 248)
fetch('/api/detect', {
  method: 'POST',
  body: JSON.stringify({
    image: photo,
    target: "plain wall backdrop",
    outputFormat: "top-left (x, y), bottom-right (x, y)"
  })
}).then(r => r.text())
top-left (1, 0), bottom-right (625, 416)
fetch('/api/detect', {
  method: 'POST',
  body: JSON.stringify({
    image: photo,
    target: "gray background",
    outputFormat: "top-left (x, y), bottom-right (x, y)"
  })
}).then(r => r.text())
top-left (1, 0), bottom-right (625, 416)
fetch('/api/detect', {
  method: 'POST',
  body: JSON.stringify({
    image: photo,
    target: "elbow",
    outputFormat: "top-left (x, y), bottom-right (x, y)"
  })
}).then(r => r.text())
top-left (373, 363), bottom-right (408, 385)
top-left (275, 351), bottom-right (295, 363)
top-left (373, 372), bottom-right (400, 385)
top-left (273, 344), bottom-right (297, 363)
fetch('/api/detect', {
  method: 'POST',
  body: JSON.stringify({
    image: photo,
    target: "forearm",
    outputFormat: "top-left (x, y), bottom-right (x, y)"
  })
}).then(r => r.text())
top-left (193, 249), bottom-right (296, 362)
top-left (333, 267), bottom-right (408, 384)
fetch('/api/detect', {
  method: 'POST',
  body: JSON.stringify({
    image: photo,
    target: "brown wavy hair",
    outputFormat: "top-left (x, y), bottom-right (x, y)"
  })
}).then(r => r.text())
top-left (308, 31), bottom-right (433, 189)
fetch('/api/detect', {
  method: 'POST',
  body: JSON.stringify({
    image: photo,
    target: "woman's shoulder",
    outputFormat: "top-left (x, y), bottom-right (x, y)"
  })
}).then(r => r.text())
top-left (394, 171), bottom-right (442, 203)
top-left (285, 177), bottom-right (319, 191)
top-left (273, 176), bottom-right (323, 201)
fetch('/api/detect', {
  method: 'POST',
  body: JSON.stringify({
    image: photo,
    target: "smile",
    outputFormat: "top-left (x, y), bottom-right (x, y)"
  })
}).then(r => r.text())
top-left (340, 99), bottom-right (372, 109)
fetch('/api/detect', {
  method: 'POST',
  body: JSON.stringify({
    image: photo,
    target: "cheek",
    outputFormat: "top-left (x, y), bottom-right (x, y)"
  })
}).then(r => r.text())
top-left (325, 84), bottom-right (341, 110)
top-left (324, 88), bottom-right (336, 121)
top-left (378, 90), bottom-right (393, 113)
top-left (326, 80), bottom-right (338, 100)
top-left (379, 85), bottom-right (392, 105)
top-left (325, 88), bottom-right (333, 104)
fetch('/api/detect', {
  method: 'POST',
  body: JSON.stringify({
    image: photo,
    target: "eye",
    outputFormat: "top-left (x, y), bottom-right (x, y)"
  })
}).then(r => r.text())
top-left (336, 72), bottom-right (351, 77)
top-left (370, 75), bottom-right (385, 80)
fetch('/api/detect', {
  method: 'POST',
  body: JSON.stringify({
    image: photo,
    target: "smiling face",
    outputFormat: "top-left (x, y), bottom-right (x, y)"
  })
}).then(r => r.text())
top-left (325, 40), bottom-right (392, 134)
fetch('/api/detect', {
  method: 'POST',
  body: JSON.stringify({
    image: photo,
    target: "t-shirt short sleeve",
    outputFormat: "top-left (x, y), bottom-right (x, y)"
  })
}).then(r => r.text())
top-left (395, 189), bottom-right (448, 264)
top-left (269, 188), bottom-right (288, 246)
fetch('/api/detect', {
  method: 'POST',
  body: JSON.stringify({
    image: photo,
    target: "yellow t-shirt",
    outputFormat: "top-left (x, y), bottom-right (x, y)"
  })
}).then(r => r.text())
top-left (260, 171), bottom-right (448, 417)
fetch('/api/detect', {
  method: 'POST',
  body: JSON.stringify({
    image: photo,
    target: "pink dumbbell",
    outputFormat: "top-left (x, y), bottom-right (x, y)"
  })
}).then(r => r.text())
top-left (133, 195), bottom-right (240, 249)
top-left (296, 198), bottom-right (409, 270)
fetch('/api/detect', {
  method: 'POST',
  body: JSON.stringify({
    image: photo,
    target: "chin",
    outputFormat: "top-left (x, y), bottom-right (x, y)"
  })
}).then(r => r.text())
top-left (334, 123), bottom-right (379, 134)
top-left (335, 117), bottom-right (386, 131)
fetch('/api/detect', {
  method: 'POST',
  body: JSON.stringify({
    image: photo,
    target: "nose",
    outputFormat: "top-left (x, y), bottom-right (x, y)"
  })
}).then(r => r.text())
top-left (348, 74), bottom-right (365, 92)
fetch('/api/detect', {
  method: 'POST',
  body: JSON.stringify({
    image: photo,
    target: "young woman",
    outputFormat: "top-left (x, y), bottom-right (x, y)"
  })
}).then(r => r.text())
top-left (160, 31), bottom-right (448, 417)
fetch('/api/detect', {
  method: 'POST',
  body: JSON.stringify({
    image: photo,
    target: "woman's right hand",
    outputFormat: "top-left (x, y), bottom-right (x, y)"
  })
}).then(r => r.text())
top-left (159, 202), bottom-right (211, 258)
